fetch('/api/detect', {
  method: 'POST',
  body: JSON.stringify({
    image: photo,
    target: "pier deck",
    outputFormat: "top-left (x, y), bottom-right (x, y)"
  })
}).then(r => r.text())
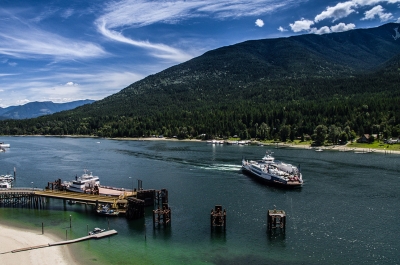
top-left (34, 189), bottom-right (131, 205)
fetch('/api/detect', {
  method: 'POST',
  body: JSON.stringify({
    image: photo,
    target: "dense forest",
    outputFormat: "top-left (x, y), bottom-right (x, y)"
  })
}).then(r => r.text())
top-left (0, 23), bottom-right (399, 145)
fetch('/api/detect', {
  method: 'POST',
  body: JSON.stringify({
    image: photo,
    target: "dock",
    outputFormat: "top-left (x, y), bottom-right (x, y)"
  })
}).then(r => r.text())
top-left (9, 229), bottom-right (118, 253)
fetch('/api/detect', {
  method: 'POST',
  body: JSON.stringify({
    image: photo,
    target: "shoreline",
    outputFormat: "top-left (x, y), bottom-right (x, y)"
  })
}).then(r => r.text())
top-left (3, 134), bottom-right (400, 154)
top-left (0, 222), bottom-right (79, 265)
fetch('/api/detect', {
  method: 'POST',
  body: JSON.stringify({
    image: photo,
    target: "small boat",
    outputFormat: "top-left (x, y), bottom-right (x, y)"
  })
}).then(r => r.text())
top-left (0, 142), bottom-right (10, 148)
top-left (88, 227), bottom-right (106, 235)
top-left (242, 151), bottom-right (303, 188)
top-left (315, 148), bottom-right (323, 152)
top-left (96, 204), bottom-right (119, 217)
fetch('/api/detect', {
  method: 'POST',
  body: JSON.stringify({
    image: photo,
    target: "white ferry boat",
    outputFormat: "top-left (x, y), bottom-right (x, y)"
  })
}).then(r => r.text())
top-left (242, 151), bottom-right (303, 188)
top-left (0, 174), bottom-right (14, 182)
top-left (65, 170), bottom-right (100, 193)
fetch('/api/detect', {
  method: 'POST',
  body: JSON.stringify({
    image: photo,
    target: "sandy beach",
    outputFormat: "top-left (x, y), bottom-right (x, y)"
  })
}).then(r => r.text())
top-left (0, 223), bottom-right (78, 265)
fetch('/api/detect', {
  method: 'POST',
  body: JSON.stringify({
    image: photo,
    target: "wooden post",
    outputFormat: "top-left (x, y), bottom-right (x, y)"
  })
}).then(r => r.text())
top-left (42, 222), bottom-right (44, 234)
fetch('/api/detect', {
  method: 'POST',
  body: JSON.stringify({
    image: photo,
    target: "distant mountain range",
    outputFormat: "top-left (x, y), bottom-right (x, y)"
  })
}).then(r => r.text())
top-left (0, 100), bottom-right (95, 120)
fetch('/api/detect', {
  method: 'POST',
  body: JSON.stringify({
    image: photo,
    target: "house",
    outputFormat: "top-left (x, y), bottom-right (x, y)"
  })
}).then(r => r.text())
top-left (357, 134), bottom-right (373, 143)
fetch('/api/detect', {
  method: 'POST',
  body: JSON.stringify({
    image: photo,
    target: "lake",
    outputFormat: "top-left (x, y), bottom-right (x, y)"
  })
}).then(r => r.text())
top-left (0, 136), bottom-right (399, 265)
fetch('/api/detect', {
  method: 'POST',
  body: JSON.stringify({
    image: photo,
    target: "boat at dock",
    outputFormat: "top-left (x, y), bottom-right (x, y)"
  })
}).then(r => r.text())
top-left (96, 204), bottom-right (120, 216)
top-left (0, 180), bottom-right (11, 188)
top-left (64, 170), bottom-right (100, 193)
top-left (241, 151), bottom-right (303, 188)
top-left (88, 227), bottom-right (106, 235)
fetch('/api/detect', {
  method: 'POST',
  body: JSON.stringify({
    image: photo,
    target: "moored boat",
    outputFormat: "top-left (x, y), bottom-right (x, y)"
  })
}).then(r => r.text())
top-left (64, 169), bottom-right (100, 193)
top-left (88, 227), bottom-right (106, 235)
top-left (96, 204), bottom-right (120, 217)
top-left (0, 180), bottom-right (11, 189)
top-left (242, 151), bottom-right (303, 188)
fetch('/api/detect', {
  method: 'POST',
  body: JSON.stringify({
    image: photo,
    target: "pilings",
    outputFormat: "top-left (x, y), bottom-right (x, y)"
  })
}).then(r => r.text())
top-left (0, 191), bottom-right (46, 209)
top-left (267, 209), bottom-right (286, 231)
top-left (152, 203), bottom-right (171, 228)
top-left (125, 197), bottom-right (145, 220)
top-left (210, 205), bottom-right (226, 231)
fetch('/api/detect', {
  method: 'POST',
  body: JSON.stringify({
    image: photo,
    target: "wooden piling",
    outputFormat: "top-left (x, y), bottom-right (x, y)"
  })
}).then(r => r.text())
top-left (267, 209), bottom-right (286, 231)
top-left (210, 205), bottom-right (226, 231)
top-left (152, 203), bottom-right (171, 228)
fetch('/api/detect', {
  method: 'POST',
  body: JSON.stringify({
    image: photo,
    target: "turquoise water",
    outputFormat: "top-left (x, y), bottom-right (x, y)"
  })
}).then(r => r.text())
top-left (0, 136), bottom-right (399, 264)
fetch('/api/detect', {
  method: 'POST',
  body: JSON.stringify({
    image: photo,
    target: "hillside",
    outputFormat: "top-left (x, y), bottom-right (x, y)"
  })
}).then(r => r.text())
top-left (0, 100), bottom-right (95, 120)
top-left (0, 23), bottom-right (399, 142)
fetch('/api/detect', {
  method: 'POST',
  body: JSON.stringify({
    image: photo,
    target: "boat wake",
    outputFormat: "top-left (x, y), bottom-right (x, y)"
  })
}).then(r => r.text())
top-left (199, 164), bottom-right (242, 172)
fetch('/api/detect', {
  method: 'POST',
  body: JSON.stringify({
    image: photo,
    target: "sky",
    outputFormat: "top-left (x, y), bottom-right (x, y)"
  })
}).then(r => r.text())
top-left (1, 0), bottom-right (400, 108)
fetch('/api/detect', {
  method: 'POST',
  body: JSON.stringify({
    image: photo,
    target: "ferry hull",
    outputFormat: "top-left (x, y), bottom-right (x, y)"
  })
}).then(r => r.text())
top-left (241, 166), bottom-right (302, 188)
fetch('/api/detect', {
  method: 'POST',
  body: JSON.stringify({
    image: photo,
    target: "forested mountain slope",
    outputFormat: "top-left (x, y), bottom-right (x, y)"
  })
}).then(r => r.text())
top-left (0, 23), bottom-right (399, 142)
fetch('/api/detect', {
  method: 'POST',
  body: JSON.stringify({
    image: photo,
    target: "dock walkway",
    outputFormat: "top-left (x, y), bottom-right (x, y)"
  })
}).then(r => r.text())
top-left (9, 229), bottom-right (118, 253)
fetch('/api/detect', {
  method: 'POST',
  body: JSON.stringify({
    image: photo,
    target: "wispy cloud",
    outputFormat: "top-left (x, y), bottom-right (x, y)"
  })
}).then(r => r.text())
top-left (96, 0), bottom-right (302, 62)
top-left (0, 10), bottom-right (107, 60)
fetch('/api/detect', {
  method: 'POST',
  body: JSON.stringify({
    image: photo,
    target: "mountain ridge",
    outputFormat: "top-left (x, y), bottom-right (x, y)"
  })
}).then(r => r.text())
top-left (0, 100), bottom-right (95, 120)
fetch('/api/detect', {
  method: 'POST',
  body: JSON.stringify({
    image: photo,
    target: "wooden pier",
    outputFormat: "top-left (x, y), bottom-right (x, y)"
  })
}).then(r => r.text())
top-left (267, 209), bottom-right (286, 231)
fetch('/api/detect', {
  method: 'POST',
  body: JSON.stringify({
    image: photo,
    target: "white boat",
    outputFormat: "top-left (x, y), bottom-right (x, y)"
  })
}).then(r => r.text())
top-left (0, 142), bottom-right (10, 148)
top-left (0, 180), bottom-right (11, 188)
top-left (65, 170), bottom-right (100, 193)
top-left (315, 148), bottom-right (323, 152)
top-left (88, 227), bottom-right (105, 235)
top-left (242, 151), bottom-right (303, 188)
top-left (0, 174), bottom-right (14, 182)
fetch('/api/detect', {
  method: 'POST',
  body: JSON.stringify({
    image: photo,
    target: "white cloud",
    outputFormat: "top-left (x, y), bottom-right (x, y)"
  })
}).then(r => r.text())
top-left (315, 1), bottom-right (356, 22)
top-left (361, 5), bottom-right (393, 21)
top-left (65, 81), bottom-right (78, 86)
top-left (290, 18), bottom-right (314, 32)
top-left (310, 26), bottom-right (332, 34)
top-left (255, 19), bottom-right (264, 27)
top-left (277, 26), bottom-right (287, 32)
top-left (330, 22), bottom-right (356, 32)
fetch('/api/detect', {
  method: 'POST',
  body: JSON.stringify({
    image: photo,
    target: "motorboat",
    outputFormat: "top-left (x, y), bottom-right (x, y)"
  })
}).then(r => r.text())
top-left (96, 204), bottom-right (120, 217)
top-left (0, 142), bottom-right (10, 148)
top-left (88, 227), bottom-right (105, 235)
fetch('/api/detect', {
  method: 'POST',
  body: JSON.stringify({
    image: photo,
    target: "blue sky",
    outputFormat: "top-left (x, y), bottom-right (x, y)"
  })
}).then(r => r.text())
top-left (1, 0), bottom-right (400, 108)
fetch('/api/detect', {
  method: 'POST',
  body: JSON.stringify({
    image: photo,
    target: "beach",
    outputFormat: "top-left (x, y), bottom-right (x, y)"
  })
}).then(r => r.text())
top-left (0, 223), bottom-right (78, 265)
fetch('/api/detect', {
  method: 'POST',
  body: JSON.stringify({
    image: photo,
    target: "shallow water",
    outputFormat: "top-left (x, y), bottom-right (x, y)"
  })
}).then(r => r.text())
top-left (0, 136), bottom-right (399, 264)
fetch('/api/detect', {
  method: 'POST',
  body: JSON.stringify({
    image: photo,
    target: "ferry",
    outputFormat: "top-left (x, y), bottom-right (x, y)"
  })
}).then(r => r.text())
top-left (65, 170), bottom-right (100, 193)
top-left (242, 151), bottom-right (303, 188)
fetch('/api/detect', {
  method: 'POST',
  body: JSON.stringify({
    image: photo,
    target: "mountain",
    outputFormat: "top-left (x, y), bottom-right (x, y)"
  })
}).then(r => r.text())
top-left (0, 23), bottom-right (399, 140)
top-left (0, 100), bottom-right (95, 120)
